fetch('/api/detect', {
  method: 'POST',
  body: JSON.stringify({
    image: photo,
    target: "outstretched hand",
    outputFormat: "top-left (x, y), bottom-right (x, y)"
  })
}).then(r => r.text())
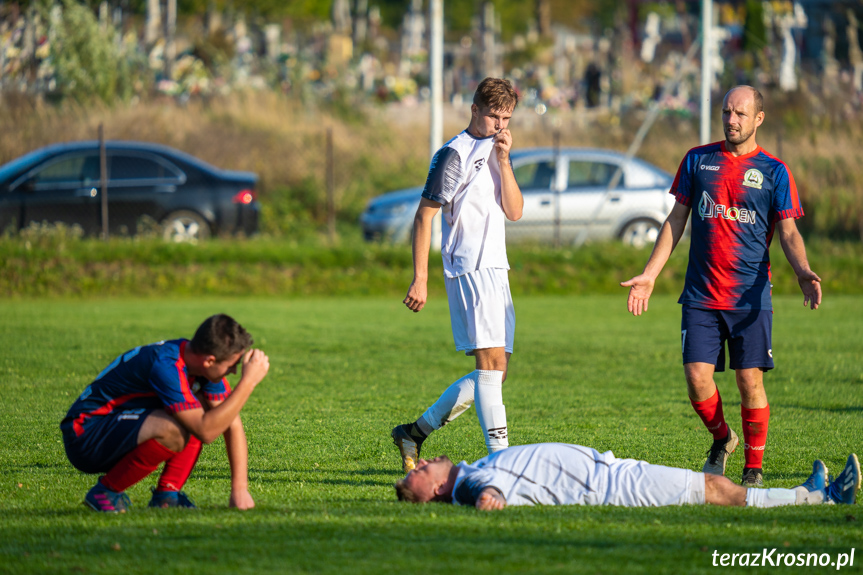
top-left (229, 487), bottom-right (255, 510)
top-left (475, 488), bottom-right (506, 511)
top-left (798, 269), bottom-right (822, 310)
top-left (620, 274), bottom-right (656, 316)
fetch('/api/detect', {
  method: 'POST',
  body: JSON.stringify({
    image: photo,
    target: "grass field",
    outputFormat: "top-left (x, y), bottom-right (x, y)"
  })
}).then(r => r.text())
top-left (1, 295), bottom-right (861, 574)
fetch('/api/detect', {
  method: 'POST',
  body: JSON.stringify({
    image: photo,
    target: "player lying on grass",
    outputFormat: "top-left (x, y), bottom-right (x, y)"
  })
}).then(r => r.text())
top-left (395, 443), bottom-right (860, 510)
top-left (61, 314), bottom-right (269, 513)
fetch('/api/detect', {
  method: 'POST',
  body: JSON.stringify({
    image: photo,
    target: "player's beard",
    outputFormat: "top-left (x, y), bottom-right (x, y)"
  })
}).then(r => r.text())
top-left (724, 123), bottom-right (754, 145)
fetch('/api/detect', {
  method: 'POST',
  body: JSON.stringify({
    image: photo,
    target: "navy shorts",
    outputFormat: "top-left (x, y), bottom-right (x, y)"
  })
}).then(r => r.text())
top-left (681, 306), bottom-right (773, 372)
top-left (62, 408), bottom-right (154, 474)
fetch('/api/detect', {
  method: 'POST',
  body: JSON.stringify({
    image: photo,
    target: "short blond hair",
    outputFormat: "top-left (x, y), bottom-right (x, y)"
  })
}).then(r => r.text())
top-left (394, 479), bottom-right (420, 503)
top-left (473, 77), bottom-right (519, 111)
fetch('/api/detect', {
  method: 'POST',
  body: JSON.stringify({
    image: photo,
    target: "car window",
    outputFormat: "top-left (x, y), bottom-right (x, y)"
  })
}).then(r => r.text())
top-left (32, 154), bottom-right (100, 185)
top-left (567, 161), bottom-right (622, 188)
top-left (513, 160), bottom-right (555, 190)
top-left (109, 154), bottom-right (182, 182)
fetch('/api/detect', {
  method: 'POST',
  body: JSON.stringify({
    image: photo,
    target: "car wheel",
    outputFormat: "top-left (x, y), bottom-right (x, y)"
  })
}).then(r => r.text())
top-left (162, 210), bottom-right (211, 243)
top-left (620, 219), bottom-right (660, 248)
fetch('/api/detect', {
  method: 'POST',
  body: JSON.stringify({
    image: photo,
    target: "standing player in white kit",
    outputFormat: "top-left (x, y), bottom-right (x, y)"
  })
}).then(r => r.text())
top-left (392, 78), bottom-right (524, 472)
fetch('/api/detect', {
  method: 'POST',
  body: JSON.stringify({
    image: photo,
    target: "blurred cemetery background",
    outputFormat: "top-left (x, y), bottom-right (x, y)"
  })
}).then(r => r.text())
top-left (1, 0), bottom-right (862, 243)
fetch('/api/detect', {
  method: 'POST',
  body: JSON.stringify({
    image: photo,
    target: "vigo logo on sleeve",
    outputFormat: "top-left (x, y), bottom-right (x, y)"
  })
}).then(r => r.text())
top-left (698, 191), bottom-right (757, 224)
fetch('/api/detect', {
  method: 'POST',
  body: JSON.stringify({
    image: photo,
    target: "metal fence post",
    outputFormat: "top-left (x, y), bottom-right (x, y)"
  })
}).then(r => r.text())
top-left (327, 126), bottom-right (336, 241)
top-left (99, 124), bottom-right (108, 240)
top-left (553, 129), bottom-right (561, 249)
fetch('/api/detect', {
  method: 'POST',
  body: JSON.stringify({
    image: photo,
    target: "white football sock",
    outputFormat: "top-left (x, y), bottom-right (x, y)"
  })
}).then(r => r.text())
top-left (419, 371), bottom-right (477, 434)
top-left (475, 369), bottom-right (508, 454)
top-left (745, 487), bottom-right (822, 508)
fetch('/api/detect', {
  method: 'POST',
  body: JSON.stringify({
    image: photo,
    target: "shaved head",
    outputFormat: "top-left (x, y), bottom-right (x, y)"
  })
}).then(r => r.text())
top-left (724, 85), bottom-right (763, 114)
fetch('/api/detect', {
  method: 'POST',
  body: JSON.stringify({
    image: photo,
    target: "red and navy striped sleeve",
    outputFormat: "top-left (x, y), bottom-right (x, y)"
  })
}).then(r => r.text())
top-left (149, 341), bottom-right (203, 413)
top-left (762, 151), bottom-right (804, 221)
top-left (202, 377), bottom-right (232, 402)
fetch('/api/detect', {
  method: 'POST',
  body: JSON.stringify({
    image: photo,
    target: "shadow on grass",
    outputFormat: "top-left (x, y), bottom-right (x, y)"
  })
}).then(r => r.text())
top-left (772, 403), bottom-right (863, 414)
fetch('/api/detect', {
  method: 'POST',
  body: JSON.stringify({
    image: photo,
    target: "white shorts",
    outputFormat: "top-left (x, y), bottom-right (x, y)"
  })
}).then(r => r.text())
top-left (602, 456), bottom-right (706, 507)
top-left (445, 267), bottom-right (515, 355)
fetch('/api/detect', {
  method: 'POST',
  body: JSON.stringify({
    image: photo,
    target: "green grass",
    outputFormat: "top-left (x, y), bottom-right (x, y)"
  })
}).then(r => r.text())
top-left (1, 295), bottom-right (861, 574)
top-left (2, 229), bottom-right (862, 297)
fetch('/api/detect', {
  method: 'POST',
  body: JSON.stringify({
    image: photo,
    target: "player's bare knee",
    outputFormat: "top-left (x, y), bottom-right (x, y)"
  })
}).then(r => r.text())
top-left (158, 420), bottom-right (189, 452)
top-left (140, 410), bottom-right (188, 452)
top-left (704, 473), bottom-right (746, 507)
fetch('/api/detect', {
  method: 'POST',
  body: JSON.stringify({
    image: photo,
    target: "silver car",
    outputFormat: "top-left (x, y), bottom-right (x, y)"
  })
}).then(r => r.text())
top-left (360, 148), bottom-right (675, 248)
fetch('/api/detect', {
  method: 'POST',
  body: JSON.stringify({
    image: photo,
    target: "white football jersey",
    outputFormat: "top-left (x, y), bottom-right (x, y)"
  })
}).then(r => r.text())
top-left (422, 130), bottom-right (510, 279)
top-left (452, 443), bottom-right (611, 507)
top-left (452, 443), bottom-right (701, 508)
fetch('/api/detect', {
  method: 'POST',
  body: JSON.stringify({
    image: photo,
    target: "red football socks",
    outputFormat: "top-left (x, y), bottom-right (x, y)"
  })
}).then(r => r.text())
top-left (690, 388), bottom-right (729, 440)
top-left (101, 439), bottom-right (177, 493)
top-left (156, 436), bottom-right (203, 492)
top-left (741, 404), bottom-right (770, 469)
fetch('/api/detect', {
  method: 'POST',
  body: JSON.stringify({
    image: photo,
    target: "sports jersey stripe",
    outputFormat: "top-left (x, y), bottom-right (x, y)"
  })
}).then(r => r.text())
top-left (174, 341), bottom-right (198, 406)
top-left (71, 392), bottom-right (156, 436)
top-left (422, 146), bottom-right (462, 205)
top-left (704, 159), bottom-right (745, 305)
top-left (483, 464), bottom-right (565, 504)
top-left (205, 377), bottom-right (232, 402)
top-left (760, 149), bottom-right (803, 219)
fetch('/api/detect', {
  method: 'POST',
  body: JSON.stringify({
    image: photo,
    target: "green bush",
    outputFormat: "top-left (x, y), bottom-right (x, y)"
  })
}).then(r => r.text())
top-left (49, 0), bottom-right (140, 104)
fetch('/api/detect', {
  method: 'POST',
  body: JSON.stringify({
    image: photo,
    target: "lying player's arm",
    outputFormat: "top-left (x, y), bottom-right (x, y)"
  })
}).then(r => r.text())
top-left (174, 349), bottom-right (269, 443)
top-left (776, 217), bottom-right (821, 310)
top-left (404, 198), bottom-right (441, 313)
top-left (202, 396), bottom-right (255, 510)
top-left (620, 200), bottom-right (691, 316)
top-left (475, 487), bottom-right (506, 511)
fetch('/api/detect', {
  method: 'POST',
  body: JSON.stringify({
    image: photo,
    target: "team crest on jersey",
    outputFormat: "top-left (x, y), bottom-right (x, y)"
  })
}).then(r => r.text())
top-left (742, 169), bottom-right (763, 189)
top-left (699, 192), bottom-right (756, 224)
top-left (474, 158), bottom-right (485, 172)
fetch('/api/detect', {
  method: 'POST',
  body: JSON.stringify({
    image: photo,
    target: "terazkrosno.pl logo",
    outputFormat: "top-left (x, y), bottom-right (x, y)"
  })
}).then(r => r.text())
top-left (699, 192), bottom-right (757, 224)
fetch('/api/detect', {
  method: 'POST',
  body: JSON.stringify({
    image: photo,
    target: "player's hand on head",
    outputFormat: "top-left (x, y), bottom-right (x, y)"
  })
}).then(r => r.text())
top-left (403, 281), bottom-right (428, 313)
top-left (229, 487), bottom-right (255, 510)
top-left (241, 349), bottom-right (270, 387)
top-left (620, 274), bottom-right (655, 316)
top-left (798, 269), bottom-right (822, 310)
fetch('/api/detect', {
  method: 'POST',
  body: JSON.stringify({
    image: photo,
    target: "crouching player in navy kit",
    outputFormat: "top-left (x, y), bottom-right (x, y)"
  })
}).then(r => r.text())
top-left (395, 443), bottom-right (860, 511)
top-left (61, 314), bottom-right (269, 512)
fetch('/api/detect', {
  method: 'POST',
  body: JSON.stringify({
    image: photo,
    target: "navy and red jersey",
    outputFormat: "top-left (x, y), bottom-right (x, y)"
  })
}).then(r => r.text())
top-left (671, 141), bottom-right (803, 310)
top-left (61, 339), bottom-right (232, 438)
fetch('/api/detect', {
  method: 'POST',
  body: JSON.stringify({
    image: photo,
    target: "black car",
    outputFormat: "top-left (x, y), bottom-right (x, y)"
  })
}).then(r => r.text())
top-left (0, 140), bottom-right (259, 241)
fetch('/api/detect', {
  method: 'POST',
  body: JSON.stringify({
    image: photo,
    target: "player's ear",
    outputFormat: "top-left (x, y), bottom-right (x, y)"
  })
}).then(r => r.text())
top-left (471, 103), bottom-right (478, 117)
top-left (755, 111), bottom-right (765, 127)
top-left (202, 355), bottom-right (218, 368)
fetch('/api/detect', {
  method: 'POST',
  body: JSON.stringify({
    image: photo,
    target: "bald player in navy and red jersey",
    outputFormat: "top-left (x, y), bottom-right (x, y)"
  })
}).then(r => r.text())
top-left (621, 86), bottom-right (822, 487)
top-left (61, 314), bottom-right (270, 512)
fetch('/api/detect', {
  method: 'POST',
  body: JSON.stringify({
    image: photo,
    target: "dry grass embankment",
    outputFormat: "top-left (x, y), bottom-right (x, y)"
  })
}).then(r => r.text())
top-left (1, 91), bottom-right (862, 239)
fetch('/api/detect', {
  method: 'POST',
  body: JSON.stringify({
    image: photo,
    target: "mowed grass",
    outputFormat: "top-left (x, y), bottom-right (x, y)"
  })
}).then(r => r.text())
top-left (0, 295), bottom-right (861, 574)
